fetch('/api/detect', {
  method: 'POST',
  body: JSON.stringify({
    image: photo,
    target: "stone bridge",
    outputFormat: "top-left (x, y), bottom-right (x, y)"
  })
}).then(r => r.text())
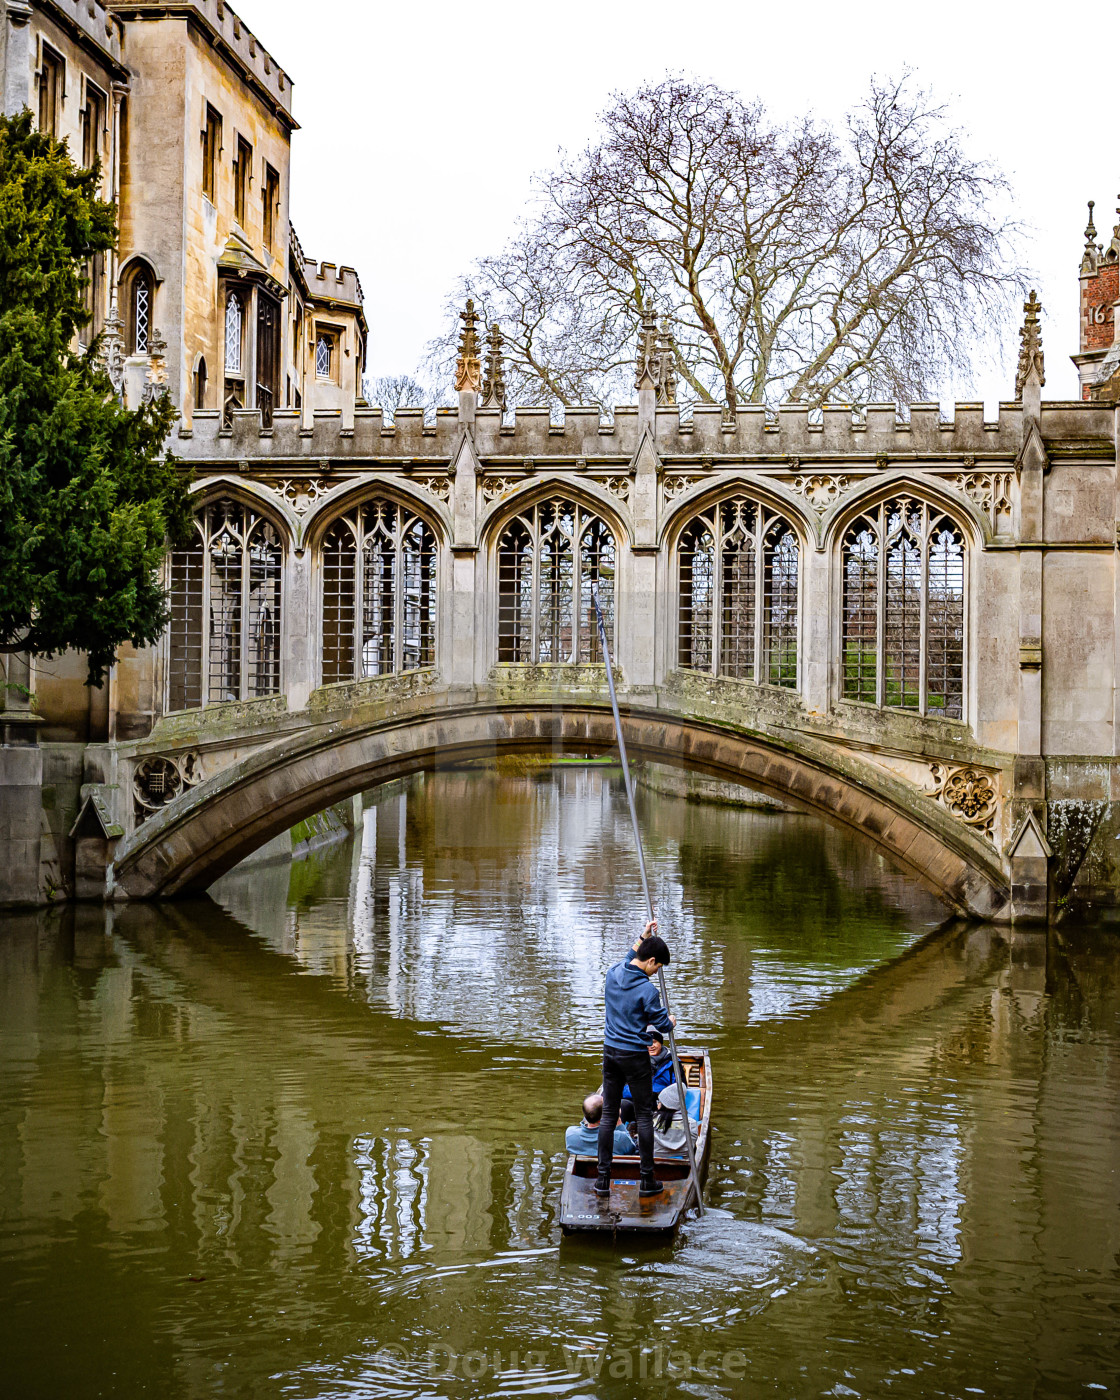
top-left (52, 331), bottom-right (1120, 925)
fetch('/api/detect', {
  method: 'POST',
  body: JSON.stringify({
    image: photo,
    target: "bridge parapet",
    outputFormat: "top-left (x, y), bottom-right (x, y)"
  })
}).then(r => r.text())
top-left (177, 400), bottom-right (1115, 465)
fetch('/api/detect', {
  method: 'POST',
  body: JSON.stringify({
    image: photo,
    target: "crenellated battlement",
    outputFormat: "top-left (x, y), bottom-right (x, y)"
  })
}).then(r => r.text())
top-left (176, 400), bottom-right (1115, 465)
top-left (45, 0), bottom-right (126, 64)
top-left (302, 259), bottom-right (363, 310)
top-left (106, 0), bottom-right (293, 121)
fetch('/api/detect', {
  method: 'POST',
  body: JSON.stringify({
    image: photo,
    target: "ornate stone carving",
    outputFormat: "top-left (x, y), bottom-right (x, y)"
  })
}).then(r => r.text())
top-left (1015, 290), bottom-right (1045, 399)
top-left (100, 296), bottom-right (125, 399)
top-left (952, 470), bottom-right (1013, 530)
top-left (603, 476), bottom-right (631, 502)
top-left (481, 475), bottom-right (520, 503)
top-left (274, 478), bottom-right (329, 515)
top-left (662, 474), bottom-right (701, 500)
top-left (134, 751), bottom-right (204, 826)
top-left (454, 298), bottom-right (482, 394)
top-left (480, 321), bottom-right (507, 412)
top-left (141, 329), bottom-right (169, 404)
top-left (417, 475), bottom-right (451, 503)
top-left (656, 319), bottom-right (676, 406)
top-left (923, 763), bottom-right (999, 841)
top-left (789, 473), bottom-right (851, 510)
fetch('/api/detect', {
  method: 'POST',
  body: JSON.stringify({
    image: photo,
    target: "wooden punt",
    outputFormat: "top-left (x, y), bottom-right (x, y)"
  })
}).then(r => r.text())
top-left (559, 1048), bottom-right (712, 1236)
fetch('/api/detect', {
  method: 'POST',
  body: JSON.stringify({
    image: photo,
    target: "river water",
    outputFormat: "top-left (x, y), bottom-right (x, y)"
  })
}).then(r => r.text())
top-left (1, 767), bottom-right (1118, 1399)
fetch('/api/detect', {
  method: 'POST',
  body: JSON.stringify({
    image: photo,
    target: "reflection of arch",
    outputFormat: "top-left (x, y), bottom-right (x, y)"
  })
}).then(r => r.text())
top-left (112, 703), bottom-right (1010, 918)
top-left (835, 493), bottom-right (968, 720)
top-left (318, 499), bottom-right (438, 685)
top-left (676, 495), bottom-right (801, 689)
top-left (120, 257), bottom-right (156, 355)
top-left (168, 496), bottom-right (286, 712)
top-left (493, 496), bottom-right (617, 664)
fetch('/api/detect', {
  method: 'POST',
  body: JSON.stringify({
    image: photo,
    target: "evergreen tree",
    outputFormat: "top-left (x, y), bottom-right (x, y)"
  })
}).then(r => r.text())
top-left (0, 110), bottom-right (187, 686)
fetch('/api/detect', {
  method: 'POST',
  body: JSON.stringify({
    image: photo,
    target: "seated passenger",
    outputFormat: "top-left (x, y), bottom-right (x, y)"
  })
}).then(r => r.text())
top-left (620, 1035), bottom-right (675, 1120)
top-left (566, 1093), bottom-right (635, 1156)
top-left (651, 1082), bottom-right (695, 1158)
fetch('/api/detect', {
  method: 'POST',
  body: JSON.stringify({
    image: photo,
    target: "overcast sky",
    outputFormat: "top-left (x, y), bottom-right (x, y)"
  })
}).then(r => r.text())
top-left (235, 0), bottom-right (1111, 411)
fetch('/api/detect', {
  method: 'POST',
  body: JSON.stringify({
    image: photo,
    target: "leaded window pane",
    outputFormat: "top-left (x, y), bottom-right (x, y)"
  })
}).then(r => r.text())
top-left (321, 521), bottom-right (357, 685)
top-left (763, 528), bottom-right (799, 688)
top-left (225, 294), bottom-right (242, 374)
top-left (316, 335), bottom-right (331, 378)
top-left (134, 278), bottom-right (150, 354)
top-left (677, 521), bottom-right (714, 672)
top-left (842, 527), bottom-right (879, 704)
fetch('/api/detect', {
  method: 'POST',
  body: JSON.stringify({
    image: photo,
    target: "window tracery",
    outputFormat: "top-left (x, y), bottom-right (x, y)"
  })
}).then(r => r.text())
top-left (496, 499), bottom-right (616, 664)
top-left (167, 499), bottom-right (283, 712)
top-left (320, 501), bottom-right (437, 684)
top-left (840, 496), bottom-right (965, 719)
top-left (677, 497), bottom-right (799, 688)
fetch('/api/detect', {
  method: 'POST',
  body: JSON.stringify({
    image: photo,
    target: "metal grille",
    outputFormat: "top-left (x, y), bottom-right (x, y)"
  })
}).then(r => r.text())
top-left (841, 497), bottom-right (966, 718)
top-left (225, 294), bottom-right (242, 374)
top-left (321, 520), bottom-right (357, 685)
top-left (926, 526), bottom-right (965, 719)
top-left (168, 538), bottom-right (204, 712)
top-left (495, 499), bottom-right (615, 665)
top-left (166, 498), bottom-right (284, 711)
top-left (247, 526), bottom-right (282, 698)
top-left (841, 527), bottom-right (878, 704)
top-left (677, 520), bottom-right (714, 671)
top-left (318, 500), bottom-right (437, 682)
top-left (763, 526), bottom-right (798, 687)
top-left (677, 496), bottom-right (797, 688)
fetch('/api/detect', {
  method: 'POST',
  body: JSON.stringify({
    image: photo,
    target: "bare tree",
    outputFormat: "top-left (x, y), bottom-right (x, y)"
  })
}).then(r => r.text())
top-left (428, 75), bottom-right (1025, 413)
top-left (364, 374), bottom-right (442, 422)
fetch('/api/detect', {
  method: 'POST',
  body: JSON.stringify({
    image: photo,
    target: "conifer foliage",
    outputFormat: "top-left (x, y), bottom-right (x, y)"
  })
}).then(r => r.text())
top-left (0, 110), bottom-right (186, 685)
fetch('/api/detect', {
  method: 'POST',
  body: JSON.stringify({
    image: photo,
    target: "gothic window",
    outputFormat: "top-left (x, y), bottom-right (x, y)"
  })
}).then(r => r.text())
top-left (840, 497), bottom-right (965, 719)
top-left (320, 501), bottom-right (437, 685)
top-left (202, 104), bottom-right (222, 202)
top-left (122, 262), bottom-right (155, 355)
top-left (167, 499), bottom-right (283, 711)
top-left (315, 332), bottom-right (334, 380)
top-left (225, 292), bottom-right (243, 375)
top-left (496, 499), bottom-right (615, 664)
top-left (234, 135), bottom-right (252, 227)
top-left (677, 497), bottom-right (799, 688)
top-left (195, 357), bottom-right (207, 410)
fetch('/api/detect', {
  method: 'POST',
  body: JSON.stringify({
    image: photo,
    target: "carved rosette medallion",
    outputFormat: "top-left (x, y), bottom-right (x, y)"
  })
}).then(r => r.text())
top-left (923, 763), bottom-right (1000, 841)
top-left (133, 752), bottom-right (204, 826)
top-left (603, 476), bottom-right (631, 502)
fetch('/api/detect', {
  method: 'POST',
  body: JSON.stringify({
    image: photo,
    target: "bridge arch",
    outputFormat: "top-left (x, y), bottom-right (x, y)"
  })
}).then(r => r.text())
top-left (111, 700), bottom-right (1010, 919)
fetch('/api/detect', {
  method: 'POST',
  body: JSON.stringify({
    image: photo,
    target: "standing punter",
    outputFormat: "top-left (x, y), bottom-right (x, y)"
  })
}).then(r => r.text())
top-left (597, 919), bottom-right (675, 1198)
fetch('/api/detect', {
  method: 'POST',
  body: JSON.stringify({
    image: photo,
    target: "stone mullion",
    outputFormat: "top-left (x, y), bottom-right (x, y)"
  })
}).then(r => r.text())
top-left (709, 513), bottom-right (721, 679)
top-left (239, 517), bottom-right (251, 701)
top-left (918, 507), bottom-right (930, 719)
top-left (875, 505), bottom-right (886, 711)
top-left (393, 524), bottom-right (405, 675)
top-left (753, 515), bottom-right (765, 685)
top-left (352, 514), bottom-right (365, 681)
top-left (200, 509), bottom-right (213, 706)
top-left (529, 510), bottom-right (541, 664)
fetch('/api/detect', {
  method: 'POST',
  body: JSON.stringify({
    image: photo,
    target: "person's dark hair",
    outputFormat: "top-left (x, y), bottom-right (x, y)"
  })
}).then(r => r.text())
top-left (582, 1093), bottom-right (604, 1124)
top-left (636, 934), bottom-right (670, 966)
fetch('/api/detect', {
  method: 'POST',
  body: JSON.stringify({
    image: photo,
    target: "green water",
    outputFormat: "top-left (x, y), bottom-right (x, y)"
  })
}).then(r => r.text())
top-left (1, 768), bottom-right (1118, 1398)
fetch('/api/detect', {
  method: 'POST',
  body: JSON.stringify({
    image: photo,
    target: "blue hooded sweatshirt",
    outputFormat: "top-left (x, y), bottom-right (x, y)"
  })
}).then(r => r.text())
top-left (603, 944), bottom-right (673, 1052)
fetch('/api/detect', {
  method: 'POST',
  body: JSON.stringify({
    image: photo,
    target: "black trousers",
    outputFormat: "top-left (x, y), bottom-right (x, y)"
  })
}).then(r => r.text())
top-left (599, 1046), bottom-right (655, 1178)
